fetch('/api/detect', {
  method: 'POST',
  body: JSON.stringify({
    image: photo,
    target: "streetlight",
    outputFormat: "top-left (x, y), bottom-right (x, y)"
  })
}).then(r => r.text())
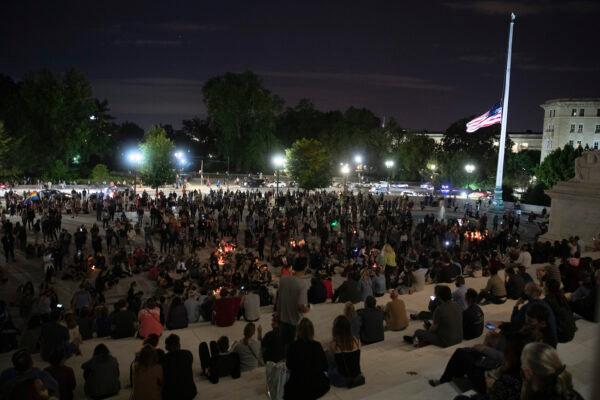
top-left (340, 163), bottom-right (350, 195)
top-left (272, 154), bottom-right (285, 198)
top-left (464, 164), bottom-right (476, 174)
top-left (354, 155), bottom-right (363, 164)
top-left (126, 149), bottom-right (144, 195)
top-left (385, 159), bottom-right (394, 182)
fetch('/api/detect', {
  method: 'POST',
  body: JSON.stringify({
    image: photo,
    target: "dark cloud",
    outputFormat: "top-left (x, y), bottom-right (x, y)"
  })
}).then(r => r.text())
top-left (444, 0), bottom-right (600, 15)
top-left (113, 39), bottom-right (183, 47)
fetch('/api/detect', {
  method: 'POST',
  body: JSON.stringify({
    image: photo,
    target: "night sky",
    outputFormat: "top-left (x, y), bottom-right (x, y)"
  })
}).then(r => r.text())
top-left (2, 0), bottom-right (599, 131)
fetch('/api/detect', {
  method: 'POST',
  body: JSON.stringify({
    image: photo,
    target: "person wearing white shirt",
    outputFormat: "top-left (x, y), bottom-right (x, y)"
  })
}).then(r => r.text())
top-left (452, 276), bottom-right (469, 310)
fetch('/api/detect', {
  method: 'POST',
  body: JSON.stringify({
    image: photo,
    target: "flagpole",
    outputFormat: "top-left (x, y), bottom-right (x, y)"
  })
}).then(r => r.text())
top-left (493, 12), bottom-right (515, 211)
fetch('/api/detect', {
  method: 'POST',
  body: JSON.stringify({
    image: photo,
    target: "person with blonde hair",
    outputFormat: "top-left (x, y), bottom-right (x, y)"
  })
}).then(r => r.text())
top-left (520, 342), bottom-right (583, 399)
top-left (343, 302), bottom-right (361, 339)
top-left (382, 243), bottom-right (397, 290)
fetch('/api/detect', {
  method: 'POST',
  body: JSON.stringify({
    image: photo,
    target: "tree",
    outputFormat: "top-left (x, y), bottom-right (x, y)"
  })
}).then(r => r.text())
top-left (202, 71), bottom-right (283, 172)
top-left (140, 126), bottom-right (175, 194)
top-left (285, 139), bottom-right (332, 191)
top-left (505, 150), bottom-right (540, 189)
top-left (521, 182), bottom-right (551, 206)
top-left (90, 164), bottom-right (110, 183)
top-left (535, 144), bottom-right (582, 188)
top-left (395, 134), bottom-right (436, 181)
top-left (44, 160), bottom-right (71, 182)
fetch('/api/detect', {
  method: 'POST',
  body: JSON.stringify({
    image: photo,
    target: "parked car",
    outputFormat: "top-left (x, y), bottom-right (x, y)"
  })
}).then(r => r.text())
top-left (243, 178), bottom-right (265, 188)
top-left (266, 181), bottom-right (287, 188)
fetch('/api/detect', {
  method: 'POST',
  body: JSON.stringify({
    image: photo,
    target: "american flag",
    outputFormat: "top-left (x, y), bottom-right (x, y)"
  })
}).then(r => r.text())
top-left (466, 103), bottom-right (503, 133)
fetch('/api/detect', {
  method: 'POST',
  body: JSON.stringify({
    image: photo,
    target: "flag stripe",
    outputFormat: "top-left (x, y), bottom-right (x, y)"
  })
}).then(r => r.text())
top-left (466, 104), bottom-right (502, 133)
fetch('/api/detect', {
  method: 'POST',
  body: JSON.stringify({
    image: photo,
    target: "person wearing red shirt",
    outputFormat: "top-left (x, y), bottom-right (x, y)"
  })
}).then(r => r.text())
top-left (212, 289), bottom-right (241, 327)
top-left (138, 299), bottom-right (164, 339)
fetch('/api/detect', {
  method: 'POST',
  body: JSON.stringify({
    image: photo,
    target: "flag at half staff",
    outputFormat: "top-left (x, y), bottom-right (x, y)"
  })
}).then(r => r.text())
top-left (466, 103), bottom-right (503, 133)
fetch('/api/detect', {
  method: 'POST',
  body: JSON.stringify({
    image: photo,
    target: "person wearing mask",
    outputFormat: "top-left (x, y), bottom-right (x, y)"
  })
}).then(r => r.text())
top-left (462, 288), bottom-right (484, 340)
top-left (357, 296), bottom-right (384, 345)
top-left (478, 266), bottom-right (507, 304)
top-left (284, 318), bottom-right (330, 400)
top-left (110, 300), bottom-right (137, 339)
top-left (131, 345), bottom-right (163, 400)
top-left (520, 342), bottom-right (584, 399)
top-left (276, 256), bottom-right (310, 351)
top-left (327, 316), bottom-right (364, 388)
top-left (241, 288), bottom-right (261, 321)
top-left (505, 266), bottom-right (525, 300)
top-left (452, 276), bottom-right (468, 310)
top-left (166, 296), bottom-right (188, 330)
top-left (405, 285), bottom-right (463, 348)
top-left (384, 289), bottom-right (408, 331)
top-left (0, 349), bottom-right (58, 398)
top-left (544, 279), bottom-right (577, 343)
top-left (162, 334), bottom-right (197, 399)
top-left (307, 277), bottom-right (327, 304)
top-left (232, 322), bottom-right (264, 372)
top-left (332, 273), bottom-right (362, 304)
top-left (81, 344), bottom-right (121, 400)
top-left (138, 298), bottom-right (163, 339)
top-left (261, 314), bottom-right (285, 363)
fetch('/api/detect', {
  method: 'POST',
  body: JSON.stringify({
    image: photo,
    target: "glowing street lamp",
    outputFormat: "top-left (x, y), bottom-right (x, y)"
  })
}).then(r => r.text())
top-left (340, 163), bottom-right (350, 195)
top-left (385, 160), bottom-right (394, 169)
top-left (272, 154), bottom-right (286, 198)
top-left (354, 154), bottom-right (363, 164)
top-left (126, 149), bottom-right (144, 195)
top-left (464, 164), bottom-right (476, 174)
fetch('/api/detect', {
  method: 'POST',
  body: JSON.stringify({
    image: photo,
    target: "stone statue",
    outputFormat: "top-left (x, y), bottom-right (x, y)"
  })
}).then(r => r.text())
top-left (571, 150), bottom-right (600, 183)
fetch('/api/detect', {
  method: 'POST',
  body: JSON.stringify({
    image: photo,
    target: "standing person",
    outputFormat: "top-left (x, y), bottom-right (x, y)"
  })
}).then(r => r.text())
top-left (162, 334), bottom-right (197, 400)
top-left (520, 342), bottom-right (584, 399)
top-left (382, 243), bottom-right (397, 290)
top-left (384, 289), bottom-right (408, 331)
top-left (1, 232), bottom-right (16, 262)
top-left (276, 256), bottom-right (310, 352)
top-left (81, 344), bottom-right (121, 400)
top-left (131, 345), bottom-right (163, 400)
top-left (284, 318), bottom-right (330, 400)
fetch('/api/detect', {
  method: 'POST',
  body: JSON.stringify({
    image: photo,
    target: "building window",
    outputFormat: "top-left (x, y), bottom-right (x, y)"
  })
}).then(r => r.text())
top-left (577, 140), bottom-right (582, 147)
top-left (597, 108), bottom-right (600, 117)
top-left (569, 140), bottom-right (574, 147)
top-left (572, 108), bottom-right (577, 116)
top-left (596, 124), bottom-right (600, 133)
top-left (578, 124), bottom-right (583, 133)
top-left (579, 108), bottom-right (585, 116)
top-left (570, 124), bottom-right (575, 133)
top-left (594, 141), bottom-right (599, 150)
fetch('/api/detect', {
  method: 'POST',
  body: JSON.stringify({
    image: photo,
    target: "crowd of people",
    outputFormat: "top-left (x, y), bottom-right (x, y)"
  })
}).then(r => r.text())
top-left (0, 186), bottom-right (598, 399)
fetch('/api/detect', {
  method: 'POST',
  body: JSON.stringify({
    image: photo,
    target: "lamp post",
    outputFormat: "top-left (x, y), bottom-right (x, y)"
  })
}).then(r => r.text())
top-left (353, 154), bottom-right (363, 183)
top-left (384, 159), bottom-right (394, 181)
top-left (464, 164), bottom-right (476, 174)
top-left (272, 154), bottom-right (285, 199)
top-left (126, 150), bottom-right (143, 196)
top-left (340, 163), bottom-right (350, 195)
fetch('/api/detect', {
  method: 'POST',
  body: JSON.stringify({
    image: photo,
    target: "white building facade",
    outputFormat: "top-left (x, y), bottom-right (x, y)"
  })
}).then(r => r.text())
top-left (540, 98), bottom-right (600, 162)
top-left (416, 131), bottom-right (542, 153)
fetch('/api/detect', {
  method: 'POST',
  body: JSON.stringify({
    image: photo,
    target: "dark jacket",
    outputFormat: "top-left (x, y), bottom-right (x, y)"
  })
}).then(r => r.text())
top-left (463, 304), bottom-right (484, 340)
top-left (357, 307), bottom-right (385, 344)
top-left (506, 274), bottom-right (525, 300)
top-left (307, 280), bottom-right (327, 304)
top-left (166, 304), bottom-right (188, 330)
top-left (332, 280), bottom-right (362, 304)
top-left (284, 339), bottom-right (330, 400)
top-left (82, 355), bottom-right (121, 399)
top-left (162, 349), bottom-right (197, 400)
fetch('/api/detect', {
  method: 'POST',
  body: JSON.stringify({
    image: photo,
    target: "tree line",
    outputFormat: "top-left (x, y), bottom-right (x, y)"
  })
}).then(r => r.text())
top-left (2, 68), bottom-right (575, 201)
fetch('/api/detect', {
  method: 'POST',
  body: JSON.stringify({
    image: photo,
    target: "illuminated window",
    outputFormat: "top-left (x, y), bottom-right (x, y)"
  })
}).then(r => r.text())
top-left (571, 108), bottom-right (577, 116)
top-left (521, 142), bottom-right (529, 148)
top-left (577, 140), bottom-right (582, 147)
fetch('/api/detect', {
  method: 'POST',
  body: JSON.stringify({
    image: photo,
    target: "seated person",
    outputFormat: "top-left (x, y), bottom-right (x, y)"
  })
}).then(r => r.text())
top-left (357, 296), bottom-right (384, 345)
top-left (240, 288), bottom-right (261, 322)
top-left (505, 267), bottom-right (525, 300)
top-left (384, 289), bottom-right (408, 331)
top-left (463, 289), bottom-right (484, 340)
top-left (82, 344), bottom-right (121, 400)
top-left (232, 322), bottom-right (264, 372)
top-left (261, 314), bottom-right (285, 363)
top-left (110, 300), bottom-right (137, 339)
top-left (327, 316), bottom-right (364, 388)
top-left (0, 349), bottom-right (59, 398)
top-left (452, 276), bottom-right (468, 310)
top-left (307, 277), bottom-right (327, 304)
top-left (477, 266), bottom-right (507, 304)
top-left (503, 283), bottom-right (557, 341)
top-left (166, 296), bottom-right (188, 330)
top-left (212, 289), bottom-right (241, 327)
top-left (371, 268), bottom-right (386, 297)
top-left (199, 336), bottom-right (241, 384)
top-left (404, 285), bottom-right (463, 348)
top-left (410, 285), bottom-right (443, 321)
top-left (332, 274), bottom-right (362, 304)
